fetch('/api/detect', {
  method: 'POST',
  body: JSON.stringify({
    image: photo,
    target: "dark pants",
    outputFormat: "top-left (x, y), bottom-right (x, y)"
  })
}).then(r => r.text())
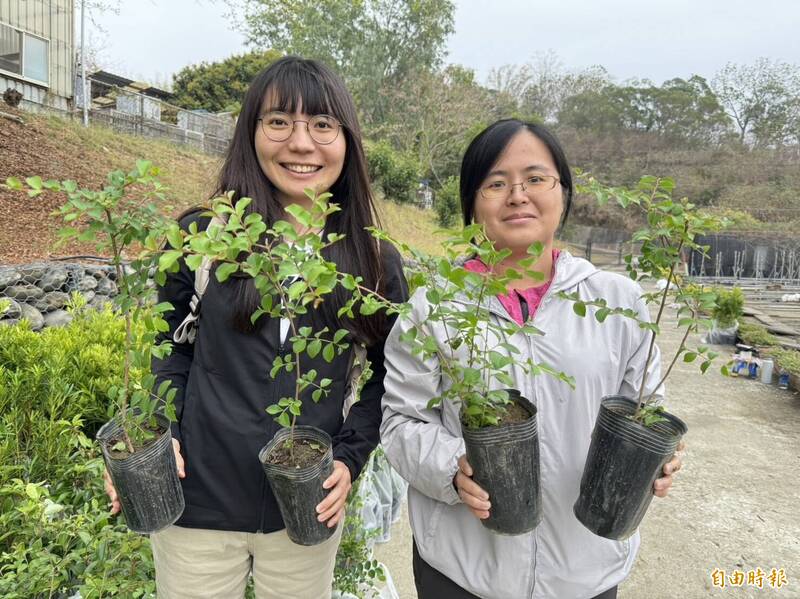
top-left (413, 541), bottom-right (618, 599)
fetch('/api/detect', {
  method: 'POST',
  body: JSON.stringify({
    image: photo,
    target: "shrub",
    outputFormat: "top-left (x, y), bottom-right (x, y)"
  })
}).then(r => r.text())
top-left (0, 305), bottom-right (137, 483)
top-left (772, 348), bottom-right (800, 376)
top-left (434, 176), bottom-right (460, 228)
top-left (0, 432), bottom-right (156, 598)
top-left (0, 306), bottom-right (158, 597)
top-left (738, 322), bottom-right (779, 347)
top-left (365, 140), bottom-right (420, 204)
top-left (712, 286), bottom-right (744, 328)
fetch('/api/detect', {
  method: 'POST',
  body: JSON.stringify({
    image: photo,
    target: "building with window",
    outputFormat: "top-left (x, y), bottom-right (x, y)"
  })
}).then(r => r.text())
top-left (0, 0), bottom-right (73, 111)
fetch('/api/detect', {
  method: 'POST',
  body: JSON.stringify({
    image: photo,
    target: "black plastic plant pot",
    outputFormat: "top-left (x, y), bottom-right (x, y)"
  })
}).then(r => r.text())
top-left (96, 412), bottom-right (185, 535)
top-left (259, 425), bottom-right (335, 546)
top-left (461, 390), bottom-right (542, 536)
top-left (574, 396), bottom-right (687, 540)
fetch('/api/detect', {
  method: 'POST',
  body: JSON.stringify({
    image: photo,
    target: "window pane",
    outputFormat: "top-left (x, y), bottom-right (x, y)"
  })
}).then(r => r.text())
top-left (0, 24), bottom-right (21, 74)
top-left (23, 35), bottom-right (48, 83)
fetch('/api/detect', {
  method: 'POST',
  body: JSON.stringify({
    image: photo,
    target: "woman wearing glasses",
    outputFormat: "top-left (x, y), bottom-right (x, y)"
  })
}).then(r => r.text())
top-left (104, 56), bottom-right (407, 598)
top-left (381, 119), bottom-right (682, 599)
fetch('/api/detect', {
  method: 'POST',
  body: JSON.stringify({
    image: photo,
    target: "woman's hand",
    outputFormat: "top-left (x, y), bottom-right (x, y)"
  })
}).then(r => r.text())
top-left (316, 460), bottom-right (352, 528)
top-left (454, 455), bottom-right (491, 520)
top-left (654, 440), bottom-right (685, 498)
top-left (104, 438), bottom-right (186, 515)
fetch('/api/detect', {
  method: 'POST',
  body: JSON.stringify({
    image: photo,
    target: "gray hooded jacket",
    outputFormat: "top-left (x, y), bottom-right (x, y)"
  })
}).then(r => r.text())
top-left (380, 251), bottom-right (663, 599)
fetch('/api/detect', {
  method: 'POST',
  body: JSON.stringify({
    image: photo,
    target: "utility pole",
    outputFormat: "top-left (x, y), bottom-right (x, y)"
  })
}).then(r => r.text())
top-left (80, 0), bottom-right (89, 127)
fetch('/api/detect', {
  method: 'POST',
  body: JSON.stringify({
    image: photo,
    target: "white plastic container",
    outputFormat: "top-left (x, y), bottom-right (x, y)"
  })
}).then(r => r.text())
top-left (760, 358), bottom-right (774, 384)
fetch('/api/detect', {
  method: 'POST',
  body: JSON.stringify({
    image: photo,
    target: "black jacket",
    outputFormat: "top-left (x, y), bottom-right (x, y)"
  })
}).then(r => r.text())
top-left (152, 213), bottom-right (408, 533)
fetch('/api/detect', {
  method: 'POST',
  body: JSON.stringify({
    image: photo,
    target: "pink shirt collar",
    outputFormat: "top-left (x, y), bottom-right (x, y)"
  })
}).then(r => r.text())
top-left (464, 249), bottom-right (560, 325)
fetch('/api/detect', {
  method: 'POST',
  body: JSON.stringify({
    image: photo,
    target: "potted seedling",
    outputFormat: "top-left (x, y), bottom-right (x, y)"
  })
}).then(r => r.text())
top-left (5, 162), bottom-right (183, 534)
top-left (373, 225), bottom-right (574, 535)
top-left (164, 191), bottom-right (391, 545)
top-left (707, 286), bottom-right (744, 345)
top-left (565, 175), bottom-right (729, 540)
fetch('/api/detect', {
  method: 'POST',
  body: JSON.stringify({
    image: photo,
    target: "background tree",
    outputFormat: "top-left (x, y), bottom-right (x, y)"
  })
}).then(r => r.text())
top-left (226, 0), bottom-right (455, 130)
top-left (711, 57), bottom-right (800, 146)
top-left (381, 65), bottom-right (493, 186)
top-left (488, 51), bottom-right (610, 123)
top-left (558, 76), bottom-right (729, 145)
top-left (171, 49), bottom-right (283, 113)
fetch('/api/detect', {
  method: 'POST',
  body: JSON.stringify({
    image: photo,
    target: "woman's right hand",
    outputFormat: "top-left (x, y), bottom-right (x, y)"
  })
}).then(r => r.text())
top-left (103, 438), bottom-right (186, 515)
top-left (454, 455), bottom-right (491, 520)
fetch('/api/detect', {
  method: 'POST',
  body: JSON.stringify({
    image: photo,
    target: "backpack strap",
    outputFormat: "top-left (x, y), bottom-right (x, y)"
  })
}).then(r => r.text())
top-left (173, 215), bottom-right (225, 344)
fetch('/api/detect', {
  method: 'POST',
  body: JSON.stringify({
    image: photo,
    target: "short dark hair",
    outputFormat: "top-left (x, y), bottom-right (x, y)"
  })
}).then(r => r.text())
top-left (459, 119), bottom-right (573, 229)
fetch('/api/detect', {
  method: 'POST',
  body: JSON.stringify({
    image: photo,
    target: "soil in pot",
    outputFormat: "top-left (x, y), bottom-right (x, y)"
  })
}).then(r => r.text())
top-left (97, 413), bottom-right (185, 535)
top-left (263, 438), bottom-right (326, 468)
top-left (573, 396), bottom-right (686, 540)
top-left (260, 425), bottom-right (336, 546)
top-left (462, 390), bottom-right (542, 536)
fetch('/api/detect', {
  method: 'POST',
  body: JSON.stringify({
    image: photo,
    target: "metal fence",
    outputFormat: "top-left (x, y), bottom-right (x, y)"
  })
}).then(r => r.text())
top-left (67, 77), bottom-right (235, 156)
top-left (689, 234), bottom-right (800, 284)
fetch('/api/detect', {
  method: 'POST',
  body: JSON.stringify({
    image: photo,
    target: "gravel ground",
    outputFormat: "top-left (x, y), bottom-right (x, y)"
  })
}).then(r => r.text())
top-left (374, 298), bottom-right (800, 599)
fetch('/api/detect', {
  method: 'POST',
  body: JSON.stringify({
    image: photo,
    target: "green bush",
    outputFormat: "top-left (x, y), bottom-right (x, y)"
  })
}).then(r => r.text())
top-left (434, 176), bottom-right (461, 228)
top-left (365, 140), bottom-right (420, 204)
top-left (773, 348), bottom-right (800, 376)
top-left (712, 286), bottom-right (744, 328)
top-left (738, 322), bottom-right (779, 347)
top-left (0, 306), bottom-right (159, 597)
top-left (0, 308), bottom-right (391, 597)
top-left (0, 305), bottom-right (137, 482)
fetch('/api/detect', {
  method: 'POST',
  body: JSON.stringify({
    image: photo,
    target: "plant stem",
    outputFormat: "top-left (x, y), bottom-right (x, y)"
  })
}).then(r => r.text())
top-left (635, 232), bottom-right (685, 421)
top-left (106, 208), bottom-right (135, 454)
top-left (647, 322), bottom-right (693, 401)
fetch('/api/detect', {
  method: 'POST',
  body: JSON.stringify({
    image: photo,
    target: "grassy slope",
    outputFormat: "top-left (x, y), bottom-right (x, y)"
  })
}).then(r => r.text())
top-left (0, 110), bottom-right (442, 262)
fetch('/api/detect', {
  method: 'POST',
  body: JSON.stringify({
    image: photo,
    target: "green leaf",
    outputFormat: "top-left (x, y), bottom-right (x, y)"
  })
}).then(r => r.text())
top-left (25, 176), bottom-right (43, 190)
top-left (185, 254), bottom-right (204, 271)
top-left (595, 307), bottom-right (610, 323)
top-left (307, 339), bottom-right (322, 358)
top-left (322, 343), bottom-right (335, 362)
top-left (25, 483), bottom-right (40, 500)
top-left (573, 302), bottom-right (586, 317)
top-left (683, 352), bottom-right (697, 363)
top-left (158, 249), bottom-right (183, 272)
top-left (5, 176), bottom-right (23, 190)
top-left (215, 262), bottom-right (239, 282)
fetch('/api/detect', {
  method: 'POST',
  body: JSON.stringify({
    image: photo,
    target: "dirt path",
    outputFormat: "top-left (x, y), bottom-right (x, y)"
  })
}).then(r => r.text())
top-left (374, 299), bottom-right (800, 598)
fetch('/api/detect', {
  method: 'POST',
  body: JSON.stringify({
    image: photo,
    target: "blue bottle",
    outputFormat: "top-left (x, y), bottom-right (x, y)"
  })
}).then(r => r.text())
top-left (778, 373), bottom-right (790, 389)
top-left (748, 362), bottom-right (759, 379)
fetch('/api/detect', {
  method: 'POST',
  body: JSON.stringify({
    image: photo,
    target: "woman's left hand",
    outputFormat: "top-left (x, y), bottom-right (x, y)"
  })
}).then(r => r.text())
top-left (654, 440), bottom-right (685, 497)
top-left (316, 460), bottom-right (352, 527)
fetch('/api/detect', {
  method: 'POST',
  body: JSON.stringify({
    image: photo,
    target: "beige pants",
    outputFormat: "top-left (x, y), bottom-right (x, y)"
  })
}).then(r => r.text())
top-left (150, 524), bottom-right (343, 599)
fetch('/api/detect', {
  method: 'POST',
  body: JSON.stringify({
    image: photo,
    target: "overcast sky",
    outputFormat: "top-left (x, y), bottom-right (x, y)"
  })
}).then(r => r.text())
top-left (88, 0), bottom-right (800, 88)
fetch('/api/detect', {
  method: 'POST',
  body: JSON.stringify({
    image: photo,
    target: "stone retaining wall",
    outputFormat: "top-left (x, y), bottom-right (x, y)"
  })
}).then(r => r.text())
top-left (0, 262), bottom-right (125, 330)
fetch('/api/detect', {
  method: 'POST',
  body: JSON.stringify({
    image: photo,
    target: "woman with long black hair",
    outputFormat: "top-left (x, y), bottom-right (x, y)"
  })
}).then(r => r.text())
top-left (104, 56), bottom-right (407, 598)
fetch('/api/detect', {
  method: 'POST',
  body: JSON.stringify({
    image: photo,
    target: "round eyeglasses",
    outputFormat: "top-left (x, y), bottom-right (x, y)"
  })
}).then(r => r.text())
top-left (480, 174), bottom-right (560, 201)
top-left (257, 111), bottom-right (343, 145)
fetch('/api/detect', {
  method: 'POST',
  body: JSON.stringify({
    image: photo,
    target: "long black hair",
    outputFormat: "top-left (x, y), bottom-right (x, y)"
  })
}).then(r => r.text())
top-left (459, 119), bottom-right (573, 229)
top-left (214, 56), bottom-right (385, 345)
